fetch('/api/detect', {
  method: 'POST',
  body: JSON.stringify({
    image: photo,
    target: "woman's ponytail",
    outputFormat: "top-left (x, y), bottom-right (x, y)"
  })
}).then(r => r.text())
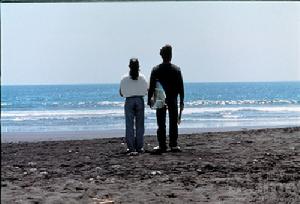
top-left (129, 58), bottom-right (140, 80)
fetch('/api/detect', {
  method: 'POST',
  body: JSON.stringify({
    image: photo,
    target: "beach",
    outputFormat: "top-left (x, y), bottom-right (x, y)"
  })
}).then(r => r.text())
top-left (1, 127), bottom-right (300, 203)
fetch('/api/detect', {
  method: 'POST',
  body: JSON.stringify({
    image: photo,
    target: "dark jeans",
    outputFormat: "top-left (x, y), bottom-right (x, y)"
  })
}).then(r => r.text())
top-left (125, 96), bottom-right (145, 152)
top-left (156, 100), bottom-right (178, 149)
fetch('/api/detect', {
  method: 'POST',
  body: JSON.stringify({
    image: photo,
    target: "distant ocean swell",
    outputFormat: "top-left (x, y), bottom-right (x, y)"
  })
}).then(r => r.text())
top-left (2, 105), bottom-right (300, 118)
top-left (2, 99), bottom-right (300, 109)
top-left (1, 105), bottom-right (300, 132)
top-left (1, 82), bottom-right (300, 132)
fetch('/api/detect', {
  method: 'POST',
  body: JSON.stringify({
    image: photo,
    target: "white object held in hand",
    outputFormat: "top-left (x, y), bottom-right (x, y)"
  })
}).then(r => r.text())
top-left (152, 81), bottom-right (166, 109)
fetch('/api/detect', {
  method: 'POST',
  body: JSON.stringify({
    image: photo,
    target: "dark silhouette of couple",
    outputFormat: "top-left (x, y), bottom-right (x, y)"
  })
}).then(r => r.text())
top-left (120, 44), bottom-right (184, 155)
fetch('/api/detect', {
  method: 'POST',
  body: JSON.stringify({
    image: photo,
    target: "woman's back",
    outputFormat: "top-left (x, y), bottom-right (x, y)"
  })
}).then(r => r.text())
top-left (120, 74), bottom-right (148, 98)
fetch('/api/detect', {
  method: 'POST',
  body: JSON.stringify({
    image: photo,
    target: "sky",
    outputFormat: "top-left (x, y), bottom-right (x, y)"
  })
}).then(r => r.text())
top-left (1, 2), bottom-right (300, 85)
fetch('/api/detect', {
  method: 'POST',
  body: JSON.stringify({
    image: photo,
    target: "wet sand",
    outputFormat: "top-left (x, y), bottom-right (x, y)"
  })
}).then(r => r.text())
top-left (1, 127), bottom-right (300, 203)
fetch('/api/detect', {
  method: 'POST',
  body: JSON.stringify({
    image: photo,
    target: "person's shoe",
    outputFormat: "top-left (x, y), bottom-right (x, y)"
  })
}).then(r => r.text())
top-left (122, 149), bottom-right (132, 155)
top-left (170, 146), bottom-right (182, 153)
top-left (127, 151), bottom-right (138, 156)
top-left (137, 148), bottom-right (145, 154)
top-left (150, 146), bottom-right (167, 155)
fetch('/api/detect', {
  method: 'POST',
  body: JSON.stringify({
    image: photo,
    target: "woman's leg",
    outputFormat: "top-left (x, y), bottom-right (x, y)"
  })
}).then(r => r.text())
top-left (125, 98), bottom-right (135, 152)
top-left (135, 97), bottom-right (145, 151)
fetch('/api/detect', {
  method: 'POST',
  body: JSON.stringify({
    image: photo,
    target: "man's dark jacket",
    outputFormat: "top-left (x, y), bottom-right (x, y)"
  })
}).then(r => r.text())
top-left (148, 62), bottom-right (184, 106)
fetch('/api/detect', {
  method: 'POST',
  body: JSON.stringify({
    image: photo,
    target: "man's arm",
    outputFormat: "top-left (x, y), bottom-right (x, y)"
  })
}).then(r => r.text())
top-left (147, 69), bottom-right (156, 107)
top-left (178, 69), bottom-right (184, 110)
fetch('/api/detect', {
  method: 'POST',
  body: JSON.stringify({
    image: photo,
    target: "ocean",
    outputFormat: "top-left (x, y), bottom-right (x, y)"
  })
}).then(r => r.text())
top-left (1, 82), bottom-right (300, 134)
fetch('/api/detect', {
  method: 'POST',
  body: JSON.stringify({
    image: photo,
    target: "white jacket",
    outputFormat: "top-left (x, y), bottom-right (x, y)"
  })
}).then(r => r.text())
top-left (120, 74), bottom-right (148, 98)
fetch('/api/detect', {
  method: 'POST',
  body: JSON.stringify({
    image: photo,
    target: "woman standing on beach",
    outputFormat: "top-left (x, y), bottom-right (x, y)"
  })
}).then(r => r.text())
top-left (120, 58), bottom-right (148, 155)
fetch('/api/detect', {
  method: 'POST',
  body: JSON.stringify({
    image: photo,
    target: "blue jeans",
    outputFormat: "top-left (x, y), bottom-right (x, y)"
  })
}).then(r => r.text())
top-left (125, 96), bottom-right (145, 152)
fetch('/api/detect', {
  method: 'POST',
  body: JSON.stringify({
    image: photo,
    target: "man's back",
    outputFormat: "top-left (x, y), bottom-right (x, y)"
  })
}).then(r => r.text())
top-left (148, 62), bottom-right (184, 103)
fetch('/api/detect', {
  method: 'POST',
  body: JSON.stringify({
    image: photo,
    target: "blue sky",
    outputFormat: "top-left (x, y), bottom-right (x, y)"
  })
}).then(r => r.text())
top-left (1, 2), bottom-right (300, 85)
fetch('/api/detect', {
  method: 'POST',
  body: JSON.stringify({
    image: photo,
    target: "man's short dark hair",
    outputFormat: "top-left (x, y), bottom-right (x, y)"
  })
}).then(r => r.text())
top-left (160, 44), bottom-right (172, 61)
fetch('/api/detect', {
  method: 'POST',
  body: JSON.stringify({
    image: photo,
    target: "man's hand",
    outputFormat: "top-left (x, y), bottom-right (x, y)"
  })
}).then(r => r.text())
top-left (148, 99), bottom-right (154, 108)
top-left (178, 108), bottom-right (182, 125)
top-left (180, 102), bottom-right (184, 111)
top-left (178, 102), bottom-right (184, 125)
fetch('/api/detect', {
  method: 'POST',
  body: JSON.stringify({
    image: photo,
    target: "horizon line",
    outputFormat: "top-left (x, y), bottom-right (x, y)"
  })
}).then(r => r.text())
top-left (2, 80), bottom-right (300, 86)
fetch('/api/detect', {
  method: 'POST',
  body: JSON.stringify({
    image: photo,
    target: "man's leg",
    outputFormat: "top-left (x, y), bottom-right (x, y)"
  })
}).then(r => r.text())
top-left (168, 100), bottom-right (178, 148)
top-left (135, 97), bottom-right (145, 151)
top-left (156, 106), bottom-right (167, 150)
top-left (125, 98), bottom-right (135, 152)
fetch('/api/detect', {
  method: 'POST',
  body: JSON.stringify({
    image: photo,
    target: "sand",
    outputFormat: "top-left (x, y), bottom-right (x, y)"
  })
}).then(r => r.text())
top-left (1, 127), bottom-right (300, 203)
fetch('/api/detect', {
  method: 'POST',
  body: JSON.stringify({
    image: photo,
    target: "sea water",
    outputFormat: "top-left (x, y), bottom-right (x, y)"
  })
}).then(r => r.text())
top-left (1, 82), bottom-right (300, 133)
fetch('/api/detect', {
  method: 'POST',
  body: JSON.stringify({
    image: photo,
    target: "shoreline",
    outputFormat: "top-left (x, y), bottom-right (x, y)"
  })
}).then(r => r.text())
top-left (2, 125), bottom-right (299, 143)
top-left (1, 126), bottom-right (299, 203)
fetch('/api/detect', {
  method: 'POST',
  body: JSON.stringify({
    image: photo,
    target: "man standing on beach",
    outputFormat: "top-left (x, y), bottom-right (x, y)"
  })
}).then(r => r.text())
top-left (148, 44), bottom-right (184, 154)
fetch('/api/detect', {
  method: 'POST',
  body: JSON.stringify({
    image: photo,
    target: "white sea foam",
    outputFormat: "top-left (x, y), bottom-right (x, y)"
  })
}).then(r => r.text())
top-left (1, 109), bottom-right (125, 118)
top-left (1, 102), bottom-right (12, 106)
top-left (2, 106), bottom-right (300, 121)
top-left (186, 99), bottom-right (299, 106)
top-left (181, 106), bottom-right (300, 114)
top-left (97, 101), bottom-right (124, 107)
top-left (181, 117), bottom-right (300, 122)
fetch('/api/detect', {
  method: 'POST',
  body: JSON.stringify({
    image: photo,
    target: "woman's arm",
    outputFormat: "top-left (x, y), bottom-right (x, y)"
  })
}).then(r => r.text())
top-left (119, 88), bottom-right (123, 97)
